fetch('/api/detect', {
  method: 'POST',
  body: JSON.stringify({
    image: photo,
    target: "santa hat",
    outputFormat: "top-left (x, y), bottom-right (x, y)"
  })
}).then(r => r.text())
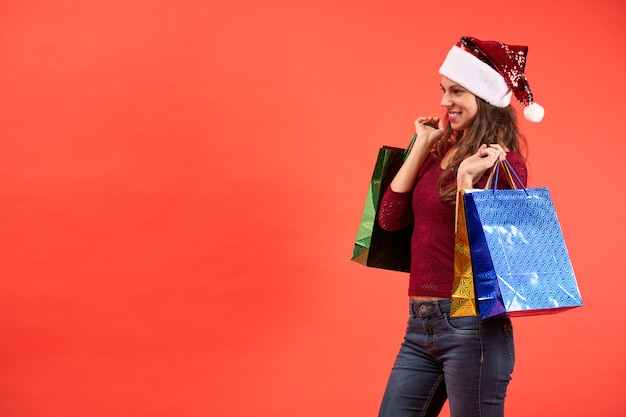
top-left (439, 36), bottom-right (544, 122)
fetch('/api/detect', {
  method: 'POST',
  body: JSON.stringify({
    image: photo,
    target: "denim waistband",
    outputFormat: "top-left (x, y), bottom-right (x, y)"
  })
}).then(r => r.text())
top-left (409, 298), bottom-right (452, 318)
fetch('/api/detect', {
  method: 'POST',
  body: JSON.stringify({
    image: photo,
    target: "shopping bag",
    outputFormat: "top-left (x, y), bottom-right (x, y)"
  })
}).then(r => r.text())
top-left (351, 136), bottom-right (415, 273)
top-left (451, 189), bottom-right (478, 316)
top-left (464, 159), bottom-right (583, 319)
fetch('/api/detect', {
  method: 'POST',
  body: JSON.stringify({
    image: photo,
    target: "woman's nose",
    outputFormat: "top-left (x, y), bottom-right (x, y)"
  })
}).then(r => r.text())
top-left (440, 93), bottom-right (452, 107)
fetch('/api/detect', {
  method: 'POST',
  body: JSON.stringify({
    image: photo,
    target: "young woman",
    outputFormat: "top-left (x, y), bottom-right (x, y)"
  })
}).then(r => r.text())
top-left (377, 36), bottom-right (544, 417)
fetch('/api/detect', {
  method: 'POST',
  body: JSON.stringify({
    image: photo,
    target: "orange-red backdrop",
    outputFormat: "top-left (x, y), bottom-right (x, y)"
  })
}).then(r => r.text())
top-left (1, 0), bottom-right (624, 416)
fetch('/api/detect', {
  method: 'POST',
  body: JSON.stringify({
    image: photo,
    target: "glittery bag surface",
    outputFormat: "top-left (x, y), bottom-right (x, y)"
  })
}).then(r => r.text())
top-left (463, 160), bottom-right (583, 319)
top-left (351, 137), bottom-right (415, 273)
top-left (451, 189), bottom-right (479, 317)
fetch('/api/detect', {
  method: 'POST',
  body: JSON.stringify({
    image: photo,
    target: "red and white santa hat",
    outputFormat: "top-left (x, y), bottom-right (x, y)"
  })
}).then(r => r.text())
top-left (439, 36), bottom-right (544, 122)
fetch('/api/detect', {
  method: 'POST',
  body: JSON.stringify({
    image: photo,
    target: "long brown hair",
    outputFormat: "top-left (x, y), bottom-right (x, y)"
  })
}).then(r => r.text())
top-left (433, 98), bottom-right (527, 203)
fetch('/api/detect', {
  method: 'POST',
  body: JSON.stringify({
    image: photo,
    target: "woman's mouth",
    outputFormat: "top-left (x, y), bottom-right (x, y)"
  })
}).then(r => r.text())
top-left (448, 112), bottom-right (461, 122)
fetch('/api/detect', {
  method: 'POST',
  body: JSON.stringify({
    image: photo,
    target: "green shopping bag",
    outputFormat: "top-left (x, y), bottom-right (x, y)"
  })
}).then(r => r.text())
top-left (351, 136), bottom-right (415, 273)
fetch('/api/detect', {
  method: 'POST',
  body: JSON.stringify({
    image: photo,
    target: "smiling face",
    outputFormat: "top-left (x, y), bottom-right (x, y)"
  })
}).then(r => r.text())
top-left (440, 76), bottom-right (478, 132)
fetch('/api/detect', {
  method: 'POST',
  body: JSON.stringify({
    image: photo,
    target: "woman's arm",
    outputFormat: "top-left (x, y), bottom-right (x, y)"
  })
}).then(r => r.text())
top-left (378, 116), bottom-right (444, 231)
top-left (390, 116), bottom-right (444, 192)
top-left (378, 188), bottom-right (413, 231)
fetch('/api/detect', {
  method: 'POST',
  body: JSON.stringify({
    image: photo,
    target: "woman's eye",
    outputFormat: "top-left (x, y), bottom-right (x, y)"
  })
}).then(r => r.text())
top-left (452, 89), bottom-right (463, 95)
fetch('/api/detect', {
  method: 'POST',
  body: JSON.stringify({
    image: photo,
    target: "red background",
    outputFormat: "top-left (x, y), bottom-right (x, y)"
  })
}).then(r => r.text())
top-left (1, 0), bottom-right (624, 416)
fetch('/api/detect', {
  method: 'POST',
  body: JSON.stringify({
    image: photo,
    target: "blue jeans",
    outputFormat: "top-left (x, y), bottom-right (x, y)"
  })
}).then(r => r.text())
top-left (378, 299), bottom-right (515, 417)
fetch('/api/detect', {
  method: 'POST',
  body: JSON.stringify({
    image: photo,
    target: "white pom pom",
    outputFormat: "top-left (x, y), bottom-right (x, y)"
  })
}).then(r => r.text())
top-left (523, 102), bottom-right (545, 123)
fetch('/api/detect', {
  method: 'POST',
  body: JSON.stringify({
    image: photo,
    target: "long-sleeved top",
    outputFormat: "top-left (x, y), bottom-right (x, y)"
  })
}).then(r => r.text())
top-left (378, 150), bottom-right (527, 297)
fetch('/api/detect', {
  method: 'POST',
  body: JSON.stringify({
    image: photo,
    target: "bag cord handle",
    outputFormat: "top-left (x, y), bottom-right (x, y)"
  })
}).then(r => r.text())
top-left (486, 157), bottom-right (529, 196)
top-left (403, 133), bottom-right (417, 160)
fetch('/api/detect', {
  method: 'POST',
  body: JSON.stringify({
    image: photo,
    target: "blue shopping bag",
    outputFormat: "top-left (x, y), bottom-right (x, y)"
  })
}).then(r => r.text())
top-left (463, 160), bottom-right (583, 319)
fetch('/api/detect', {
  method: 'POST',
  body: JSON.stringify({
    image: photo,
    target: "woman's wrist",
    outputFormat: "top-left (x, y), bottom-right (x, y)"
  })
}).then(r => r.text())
top-left (410, 133), bottom-right (438, 156)
top-left (456, 171), bottom-right (474, 190)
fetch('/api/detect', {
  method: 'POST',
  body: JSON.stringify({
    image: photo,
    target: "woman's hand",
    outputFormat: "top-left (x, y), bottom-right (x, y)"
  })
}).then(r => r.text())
top-left (457, 144), bottom-right (507, 190)
top-left (389, 116), bottom-right (444, 193)
top-left (412, 116), bottom-right (444, 151)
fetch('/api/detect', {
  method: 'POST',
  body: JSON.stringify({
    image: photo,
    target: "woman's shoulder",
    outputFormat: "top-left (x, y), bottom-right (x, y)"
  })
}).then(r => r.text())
top-left (505, 149), bottom-right (526, 166)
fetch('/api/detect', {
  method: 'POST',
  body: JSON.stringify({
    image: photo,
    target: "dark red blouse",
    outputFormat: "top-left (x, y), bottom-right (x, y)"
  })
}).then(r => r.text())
top-left (378, 151), bottom-right (528, 297)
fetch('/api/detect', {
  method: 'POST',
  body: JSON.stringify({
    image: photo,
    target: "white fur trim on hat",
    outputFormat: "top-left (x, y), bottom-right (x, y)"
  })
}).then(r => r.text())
top-left (439, 45), bottom-right (512, 108)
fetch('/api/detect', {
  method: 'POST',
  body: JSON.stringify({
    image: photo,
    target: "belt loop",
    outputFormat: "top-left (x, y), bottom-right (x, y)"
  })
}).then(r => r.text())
top-left (436, 299), bottom-right (451, 315)
top-left (409, 299), bottom-right (418, 317)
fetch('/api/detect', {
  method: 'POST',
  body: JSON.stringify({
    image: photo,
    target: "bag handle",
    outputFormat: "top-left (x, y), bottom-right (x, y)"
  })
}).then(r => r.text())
top-left (404, 123), bottom-right (437, 160)
top-left (403, 133), bottom-right (417, 160)
top-left (485, 157), bottom-right (529, 196)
